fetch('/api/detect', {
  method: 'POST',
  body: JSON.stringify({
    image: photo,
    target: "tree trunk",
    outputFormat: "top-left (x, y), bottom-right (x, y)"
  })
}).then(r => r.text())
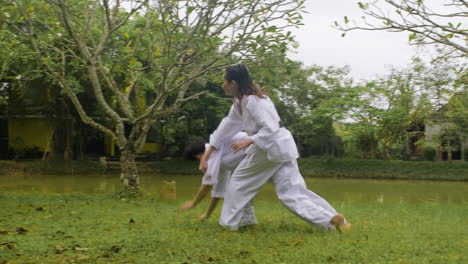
top-left (120, 149), bottom-right (139, 188)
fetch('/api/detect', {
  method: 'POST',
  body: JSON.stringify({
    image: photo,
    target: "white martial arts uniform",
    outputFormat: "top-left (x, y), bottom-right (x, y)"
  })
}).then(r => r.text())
top-left (203, 132), bottom-right (248, 198)
top-left (202, 132), bottom-right (258, 226)
top-left (209, 95), bottom-right (340, 231)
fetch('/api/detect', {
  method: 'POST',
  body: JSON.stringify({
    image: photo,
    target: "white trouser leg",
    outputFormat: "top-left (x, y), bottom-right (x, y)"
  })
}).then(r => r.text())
top-left (215, 167), bottom-right (258, 226)
top-left (220, 149), bottom-right (281, 230)
top-left (271, 160), bottom-right (337, 230)
top-left (211, 167), bottom-right (231, 198)
top-left (220, 148), bottom-right (339, 231)
top-left (239, 201), bottom-right (258, 226)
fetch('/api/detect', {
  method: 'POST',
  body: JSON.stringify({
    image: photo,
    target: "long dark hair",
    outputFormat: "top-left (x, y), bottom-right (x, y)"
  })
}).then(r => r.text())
top-left (224, 64), bottom-right (265, 98)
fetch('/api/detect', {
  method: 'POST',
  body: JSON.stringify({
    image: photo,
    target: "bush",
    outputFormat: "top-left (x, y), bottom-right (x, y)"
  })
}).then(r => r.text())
top-left (296, 157), bottom-right (468, 180)
top-left (423, 147), bottom-right (436, 161)
top-left (23, 160), bottom-right (105, 174)
top-left (464, 148), bottom-right (468, 162)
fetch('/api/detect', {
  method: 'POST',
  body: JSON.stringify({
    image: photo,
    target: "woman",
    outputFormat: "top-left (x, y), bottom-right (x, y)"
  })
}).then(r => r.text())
top-left (200, 64), bottom-right (350, 232)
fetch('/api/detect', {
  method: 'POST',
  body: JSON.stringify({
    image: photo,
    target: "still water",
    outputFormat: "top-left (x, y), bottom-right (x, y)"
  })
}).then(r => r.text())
top-left (1, 173), bottom-right (467, 204)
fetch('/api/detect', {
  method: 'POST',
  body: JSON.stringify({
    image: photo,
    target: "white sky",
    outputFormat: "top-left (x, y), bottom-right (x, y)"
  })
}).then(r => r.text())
top-left (288, 0), bottom-right (419, 81)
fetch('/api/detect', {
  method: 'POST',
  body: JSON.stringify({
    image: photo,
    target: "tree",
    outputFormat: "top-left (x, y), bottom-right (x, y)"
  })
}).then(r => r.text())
top-left (152, 81), bottom-right (232, 156)
top-left (420, 62), bottom-right (468, 161)
top-left (346, 57), bottom-right (465, 160)
top-left (336, 0), bottom-right (467, 58)
top-left (246, 57), bottom-right (361, 156)
top-left (0, 11), bottom-right (89, 160)
top-left (0, 0), bottom-right (305, 190)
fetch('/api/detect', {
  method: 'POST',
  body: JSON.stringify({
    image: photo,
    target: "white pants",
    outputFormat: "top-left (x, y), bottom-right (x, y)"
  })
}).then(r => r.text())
top-left (211, 167), bottom-right (258, 227)
top-left (220, 147), bottom-right (337, 231)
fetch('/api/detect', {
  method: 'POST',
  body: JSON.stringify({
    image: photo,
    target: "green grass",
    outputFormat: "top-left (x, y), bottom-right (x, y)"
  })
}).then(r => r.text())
top-left (1, 192), bottom-right (467, 263)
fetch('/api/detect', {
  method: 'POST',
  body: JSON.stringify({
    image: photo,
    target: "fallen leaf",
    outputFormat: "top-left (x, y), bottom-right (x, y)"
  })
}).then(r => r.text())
top-left (15, 227), bottom-right (29, 234)
top-left (291, 239), bottom-right (303, 246)
top-left (75, 254), bottom-right (89, 260)
top-left (74, 247), bottom-right (89, 251)
top-left (0, 242), bottom-right (16, 249)
top-left (55, 245), bottom-right (66, 254)
top-left (99, 252), bottom-right (111, 258)
top-left (111, 245), bottom-right (123, 253)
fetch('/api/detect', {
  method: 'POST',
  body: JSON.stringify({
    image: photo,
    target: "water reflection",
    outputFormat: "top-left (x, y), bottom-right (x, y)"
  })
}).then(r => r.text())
top-left (0, 173), bottom-right (467, 204)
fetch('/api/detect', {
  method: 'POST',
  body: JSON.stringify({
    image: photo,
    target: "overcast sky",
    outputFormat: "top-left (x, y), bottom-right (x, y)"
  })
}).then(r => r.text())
top-left (288, 0), bottom-right (420, 81)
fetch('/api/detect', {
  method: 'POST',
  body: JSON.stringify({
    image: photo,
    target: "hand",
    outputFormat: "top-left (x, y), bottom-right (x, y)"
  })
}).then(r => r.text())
top-left (179, 201), bottom-right (195, 211)
top-left (199, 157), bottom-right (208, 173)
top-left (231, 139), bottom-right (253, 153)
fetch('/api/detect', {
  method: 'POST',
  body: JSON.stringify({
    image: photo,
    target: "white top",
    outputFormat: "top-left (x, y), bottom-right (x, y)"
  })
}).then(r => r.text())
top-left (209, 95), bottom-right (299, 162)
top-left (203, 132), bottom-right (248, 185)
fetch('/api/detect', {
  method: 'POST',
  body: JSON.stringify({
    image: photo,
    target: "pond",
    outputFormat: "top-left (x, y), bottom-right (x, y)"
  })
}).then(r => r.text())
top-left (1, 173), bottom-right (467, 205)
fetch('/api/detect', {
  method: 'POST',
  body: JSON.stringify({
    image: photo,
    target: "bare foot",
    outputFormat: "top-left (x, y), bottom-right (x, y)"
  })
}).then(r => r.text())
top-left (179, 201), bottom-right (195, 211)
top-left (198, 212), bottom-right (209, 221)
top-left (330, 214), bottom-right (352, 233)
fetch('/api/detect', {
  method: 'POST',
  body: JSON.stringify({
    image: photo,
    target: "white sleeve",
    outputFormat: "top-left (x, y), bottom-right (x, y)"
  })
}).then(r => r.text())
top-left (209, 104), bottom-right (243, 149)
top-left (202, 145), bottom-right (222, 186)
top-left (246, 97), bottom-right (281, 151)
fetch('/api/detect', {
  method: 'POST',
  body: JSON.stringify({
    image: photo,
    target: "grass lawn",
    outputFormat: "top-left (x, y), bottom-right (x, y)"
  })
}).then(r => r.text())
top-left (0, 192), bottom-right (467, 264)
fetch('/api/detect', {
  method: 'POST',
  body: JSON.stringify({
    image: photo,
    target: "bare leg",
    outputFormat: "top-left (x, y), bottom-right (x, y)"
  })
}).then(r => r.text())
top-left (199, 197), bottom-right (220, 220)
top-left (180, 185), bottom-right (212, 211)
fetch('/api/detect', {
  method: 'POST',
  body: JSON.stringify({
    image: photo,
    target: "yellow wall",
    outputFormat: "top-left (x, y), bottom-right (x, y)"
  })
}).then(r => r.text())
top-left (140, 142), bottom-right (160, 153)
top-left (8, 119), bottom-right (160, 155)
top-left (104, 135), bottom-right (115, 156)
top-left (8, 119), bottom-right (51, 151)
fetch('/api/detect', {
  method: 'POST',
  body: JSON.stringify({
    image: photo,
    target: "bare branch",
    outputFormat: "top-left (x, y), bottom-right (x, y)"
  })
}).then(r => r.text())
top-left (336, 0), bottom-right (467, 57)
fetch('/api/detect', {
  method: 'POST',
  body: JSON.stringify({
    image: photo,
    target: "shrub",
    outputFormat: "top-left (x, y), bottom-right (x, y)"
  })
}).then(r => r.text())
top-left (423, 147), bottom-right (436, 161)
